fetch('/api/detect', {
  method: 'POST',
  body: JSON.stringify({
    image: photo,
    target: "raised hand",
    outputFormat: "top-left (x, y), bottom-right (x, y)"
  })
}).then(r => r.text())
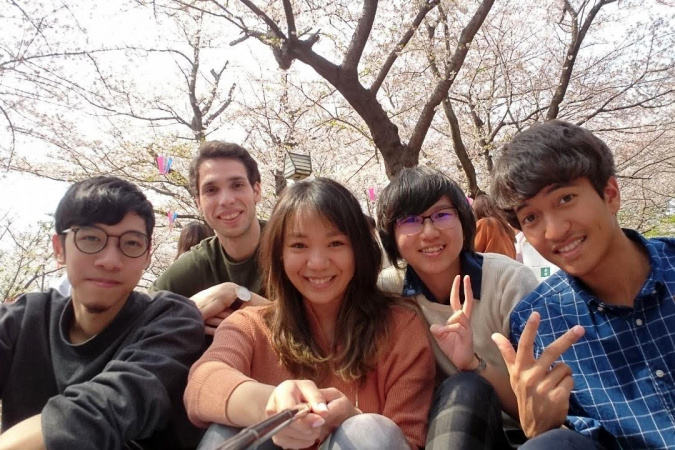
top-left (430, 275), bottom-right (477, 371)
top-left (266, 380), bottom-right (330, 449)
top-left (492, 312), bottom-right (585, 437)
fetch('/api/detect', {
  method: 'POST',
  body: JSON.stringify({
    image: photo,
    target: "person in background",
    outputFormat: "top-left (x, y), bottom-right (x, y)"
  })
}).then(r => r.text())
top-left (185, 178), bottom-right (435, 449)
top-left (514, 231), bottom-right (559, 282)
top-left (377, 166), bottom-right (538, 449)
top-left (175, 221), bottom-right (214, 260)
top-left (0, 176), bottom-right (204, 450)
top-left (151, 141), bottom-right (268, 336)
top-left (472, 193), bottom-right (516, 259)
top-left (490, 120), bottom-right (675, 449)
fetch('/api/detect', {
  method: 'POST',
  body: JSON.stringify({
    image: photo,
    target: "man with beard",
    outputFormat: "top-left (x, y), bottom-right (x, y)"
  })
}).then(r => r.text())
top-left (0, 176), bottom-right (204, 449)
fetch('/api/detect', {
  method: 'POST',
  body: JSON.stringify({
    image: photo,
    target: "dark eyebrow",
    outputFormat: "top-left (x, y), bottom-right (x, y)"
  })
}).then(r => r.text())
top-left (286, 229), bottom-right (347, 239)
top-left (545, 182), bottom-right (575, 193)
top-left (201, 175), bottom-right (247, 187)
top-left (514, 182), bottom-right (575, 213)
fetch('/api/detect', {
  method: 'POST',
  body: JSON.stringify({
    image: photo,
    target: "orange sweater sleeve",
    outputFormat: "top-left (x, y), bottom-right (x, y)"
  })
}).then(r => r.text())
top-left (378, 307), bottom-right (436, 449)
top-left (474, 217), bottom-right (516, 259)
top-left (184, 310), bottom-right (260, 428)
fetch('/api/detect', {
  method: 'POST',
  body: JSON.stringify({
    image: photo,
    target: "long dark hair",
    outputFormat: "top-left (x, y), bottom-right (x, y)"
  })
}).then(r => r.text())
top-left (472, 194), bottom-right (515, 241)
top-left (175, 221), bottom-right (214, 260)
top-left (259, 178), bottom-right (402, 381)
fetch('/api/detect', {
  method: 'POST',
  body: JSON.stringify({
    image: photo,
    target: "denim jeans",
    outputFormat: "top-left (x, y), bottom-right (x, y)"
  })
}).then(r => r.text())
top-left (519, 428), bottom-right (601, 450)
top-left (197, 413), bottom-right (409, 450)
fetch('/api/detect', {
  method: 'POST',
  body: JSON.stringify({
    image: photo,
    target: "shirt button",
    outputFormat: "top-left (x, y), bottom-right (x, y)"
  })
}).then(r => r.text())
top-left (597, 306), bottom-right (604, 312)
top-left (635, 318), bottom-right (643, 326)
top-left (656, 370), bottom-right (665, 378)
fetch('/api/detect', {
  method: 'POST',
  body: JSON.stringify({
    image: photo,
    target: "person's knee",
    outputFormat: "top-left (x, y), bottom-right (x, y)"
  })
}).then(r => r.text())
top-left (197, 424), bottom-right (240, 450)
top-left (426, 373), bottom-right (506, 450)
top-left (329, 414), bottom-right (408, 449)
top-left (432, 372), bottom-right (498, 412)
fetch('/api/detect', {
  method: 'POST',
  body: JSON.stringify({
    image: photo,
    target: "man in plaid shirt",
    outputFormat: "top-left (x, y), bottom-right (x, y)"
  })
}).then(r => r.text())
top-left (490, 120), bottom-right (675, 449)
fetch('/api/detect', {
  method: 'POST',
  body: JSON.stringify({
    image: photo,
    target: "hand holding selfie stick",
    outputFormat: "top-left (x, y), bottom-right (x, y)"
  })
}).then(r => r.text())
top-left (216, 403), bottom-right (311, 450)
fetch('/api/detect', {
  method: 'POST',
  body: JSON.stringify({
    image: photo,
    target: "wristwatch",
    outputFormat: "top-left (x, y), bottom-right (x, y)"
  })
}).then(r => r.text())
top-left (229, 285), bottom-right (252, 311)
top-left (469, 353), bottom-right (487, 374)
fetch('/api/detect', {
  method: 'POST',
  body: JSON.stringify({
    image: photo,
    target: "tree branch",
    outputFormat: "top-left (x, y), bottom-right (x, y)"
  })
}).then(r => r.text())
top-left (546, 0), bottom-right (618, 119)
top-left (409, 0), bottom-right (495, 152)
top-left (371, 0), bottom-right (440, 94)
top-left (343, 0), bottom-right (378, 75)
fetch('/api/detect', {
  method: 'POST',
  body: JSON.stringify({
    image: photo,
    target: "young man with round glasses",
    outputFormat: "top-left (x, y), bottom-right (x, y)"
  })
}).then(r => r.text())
top-left (0, 176), bottom-right (204, 449)
top-left (377, 166), bottom-right (538, 449)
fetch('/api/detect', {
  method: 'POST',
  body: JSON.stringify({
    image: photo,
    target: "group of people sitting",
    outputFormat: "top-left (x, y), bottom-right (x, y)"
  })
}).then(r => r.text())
top-left (0, 120), bottom-right (673, 450)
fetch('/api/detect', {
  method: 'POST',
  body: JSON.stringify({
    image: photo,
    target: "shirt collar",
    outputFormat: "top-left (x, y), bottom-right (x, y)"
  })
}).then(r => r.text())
top-left (401, 250), bottom-right (483, 303)
top-left (624, 228), bottom-right (664, 297)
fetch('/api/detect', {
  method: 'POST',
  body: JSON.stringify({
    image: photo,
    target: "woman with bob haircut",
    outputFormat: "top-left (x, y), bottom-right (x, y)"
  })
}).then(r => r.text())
top-left (376, 166), bottom-right (538, 449)
top-left (185, 177), bottom-right (435, 449)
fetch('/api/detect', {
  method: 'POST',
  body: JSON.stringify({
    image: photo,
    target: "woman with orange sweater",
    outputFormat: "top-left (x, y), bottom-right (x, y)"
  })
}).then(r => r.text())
top-left (184, 178), bottom-right (435, 449)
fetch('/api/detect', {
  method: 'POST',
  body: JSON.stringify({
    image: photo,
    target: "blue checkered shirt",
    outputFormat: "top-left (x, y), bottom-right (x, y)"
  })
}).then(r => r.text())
top-left (510, 230), bottom-right (675, 449)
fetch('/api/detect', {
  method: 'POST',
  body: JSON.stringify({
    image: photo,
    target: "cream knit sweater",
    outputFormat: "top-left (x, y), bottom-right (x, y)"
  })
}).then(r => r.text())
top-left (378, 252), bottom-right (538, 377)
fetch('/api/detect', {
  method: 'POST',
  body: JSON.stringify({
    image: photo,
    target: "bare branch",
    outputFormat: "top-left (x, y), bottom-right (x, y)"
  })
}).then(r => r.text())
top-left (371, 0), bottom-right (440, 94)
top-left (547, 0), bottom-right (618, 119)
top-left (409, 0), bottom-right (495, 152)
top-left (343, 0), bottom-right (378, 74)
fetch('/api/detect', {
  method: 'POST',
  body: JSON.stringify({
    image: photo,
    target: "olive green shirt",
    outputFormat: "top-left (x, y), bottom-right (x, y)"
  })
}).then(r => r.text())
top-left (150, 220), bottom-right (266, 297)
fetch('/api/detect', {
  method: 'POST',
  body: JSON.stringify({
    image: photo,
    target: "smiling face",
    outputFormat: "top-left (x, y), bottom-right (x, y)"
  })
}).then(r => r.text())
top-left (394, 196), bottom-right (464, 282)
top-left (53, 212), bottom-right (150, 321)
top-left (195, 158), bottom-right (261, 244)
top-left (515, 177), bottom-right (622, 280)
top-left (282, 212), bottom-right (355, 315)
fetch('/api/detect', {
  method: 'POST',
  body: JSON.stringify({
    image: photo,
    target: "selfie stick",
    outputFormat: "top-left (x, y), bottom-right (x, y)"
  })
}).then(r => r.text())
top-left (217, 403), bottom-right (311, 450)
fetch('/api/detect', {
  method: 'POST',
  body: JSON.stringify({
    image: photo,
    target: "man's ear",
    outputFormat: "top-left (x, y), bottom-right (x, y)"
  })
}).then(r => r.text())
top-left (603, 176), bottom-right (621, 215)
top-left (52, 234), bottom-right (66, 266)
top-left (194, 195), bottom-right (202, 213)
top-left (253, 182), bottom-right (262, 203)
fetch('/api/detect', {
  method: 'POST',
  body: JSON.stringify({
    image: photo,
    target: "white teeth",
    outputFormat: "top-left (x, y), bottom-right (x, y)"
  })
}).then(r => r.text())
top-left (422, 245), bottom-right (444, 253)
top-left (559, 238), bottom-right (583, 253)
top-left (308, 277), bottom-right (332, 284)
top-left (220, 212), bottom-right (240, 220)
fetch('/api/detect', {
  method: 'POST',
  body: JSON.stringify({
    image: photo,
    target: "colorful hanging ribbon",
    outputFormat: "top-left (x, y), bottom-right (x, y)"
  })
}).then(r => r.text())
top-left (167, 211), bottom-right (178, 230)
top-left (157, 155), bottom-right (174, 175)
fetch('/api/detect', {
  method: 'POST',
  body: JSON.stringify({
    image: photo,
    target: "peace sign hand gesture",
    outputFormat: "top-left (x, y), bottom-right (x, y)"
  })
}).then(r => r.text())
top-left (492, 312), bottom-right (585, 438)
top-left (430, 275), bottom-right (478, 371)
